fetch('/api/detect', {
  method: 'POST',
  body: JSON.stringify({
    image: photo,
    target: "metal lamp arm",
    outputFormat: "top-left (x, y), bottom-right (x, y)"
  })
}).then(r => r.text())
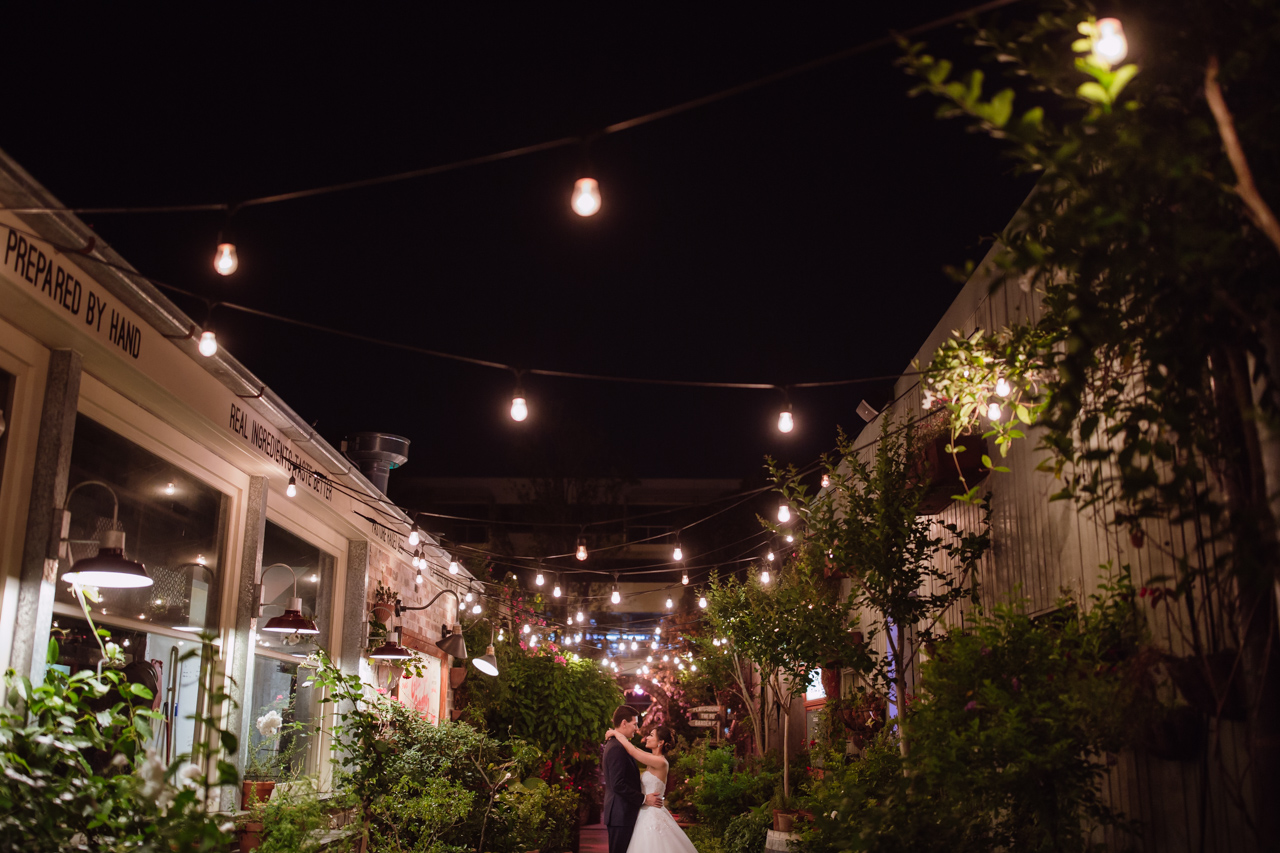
top-left (396, 588), bottom-right (461, 617)
top-left (257, 562), bottom-right (302, 610)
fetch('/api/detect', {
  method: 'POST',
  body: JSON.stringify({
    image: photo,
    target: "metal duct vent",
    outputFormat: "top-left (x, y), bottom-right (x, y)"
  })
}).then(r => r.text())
top-left (342, 432), bottom-right (409, 495)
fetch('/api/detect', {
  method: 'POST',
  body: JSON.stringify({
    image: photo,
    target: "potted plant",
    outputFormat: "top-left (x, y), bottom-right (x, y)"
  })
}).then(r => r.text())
top-left (769, 788), bottom-right (800, 833)
top-left (371, 581), bottom-right (397, 624)
top-left (838, 689), bottom-right (887, 748)
top-left (242, 695), bottom-right (305, 808)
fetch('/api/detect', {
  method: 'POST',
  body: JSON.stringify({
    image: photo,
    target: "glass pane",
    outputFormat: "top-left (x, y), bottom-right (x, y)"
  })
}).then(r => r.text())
top-left (0, 368), bottom-right (12, 490)
top-left (50, 615), bottom-right (207, 764)
top-left (255, 521), bottom-right (334, 655)
top-left (245, 656), bottom-right (317, 780)
top-left (55, 414), bottom-right (228, 633)
top-left (805, 667), bottom-right (826, 701)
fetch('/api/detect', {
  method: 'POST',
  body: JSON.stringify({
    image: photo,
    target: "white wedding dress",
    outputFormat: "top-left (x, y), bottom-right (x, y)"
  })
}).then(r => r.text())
top-left (626, 768), bottom-right (698, 853)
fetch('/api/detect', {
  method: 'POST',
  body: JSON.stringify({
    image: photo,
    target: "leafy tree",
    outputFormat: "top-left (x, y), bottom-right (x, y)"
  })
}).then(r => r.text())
top-left (774, 420), bottom-right (991, 757)
top-left (902, 1), bottom-right (1280, 840)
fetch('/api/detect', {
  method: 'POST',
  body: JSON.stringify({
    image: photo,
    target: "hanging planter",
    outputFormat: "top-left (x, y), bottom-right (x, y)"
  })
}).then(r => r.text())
top-left (908, 412), bottom-right (989, 514)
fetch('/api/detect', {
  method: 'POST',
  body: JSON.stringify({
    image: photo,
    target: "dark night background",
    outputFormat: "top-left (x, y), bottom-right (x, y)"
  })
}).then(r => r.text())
top-left (0, 4), bottom-right (1035, 482)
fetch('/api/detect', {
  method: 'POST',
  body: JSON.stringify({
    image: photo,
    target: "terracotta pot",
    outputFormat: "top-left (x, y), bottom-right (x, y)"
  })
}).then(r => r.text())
top-left (238, 821), bottom-right (264, 853)
top-left (371, 602), bottom-right (395, 624)
top-left (773, 810), bottom-right (797, 832)
top-left (241, 779), bottom-right (275, 809)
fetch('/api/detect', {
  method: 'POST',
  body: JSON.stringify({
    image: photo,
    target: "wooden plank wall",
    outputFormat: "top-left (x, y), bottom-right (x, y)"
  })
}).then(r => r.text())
top-left (843, 252), bottom-right (1257, 851)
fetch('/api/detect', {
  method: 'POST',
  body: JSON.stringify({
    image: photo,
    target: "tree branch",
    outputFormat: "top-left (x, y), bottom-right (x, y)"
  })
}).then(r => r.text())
top-left (1205, 55), bottom-right (1280, 256)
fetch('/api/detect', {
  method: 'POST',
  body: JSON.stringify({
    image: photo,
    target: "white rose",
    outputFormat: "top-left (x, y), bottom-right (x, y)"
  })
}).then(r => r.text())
top-left (256, 709), bottom-right (283, 737)
top-left (137, 748), bottom-right (167, 799)
top-left (176, 762), bottom-right (203, 789)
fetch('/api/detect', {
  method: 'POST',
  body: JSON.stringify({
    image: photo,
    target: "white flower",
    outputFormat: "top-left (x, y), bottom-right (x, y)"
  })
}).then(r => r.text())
top-left (830, 810), bottom-right (839, 819)
top-left (69, 833), bottom-right (88, 849)
top-left (176, 762), bottom-right (203, 789)
top-left (219, 821), bottom-right (235, 834)
top-left (256, 709), bottom-right (283, 737)
top-left (137, 749), bottom-right (167, 798)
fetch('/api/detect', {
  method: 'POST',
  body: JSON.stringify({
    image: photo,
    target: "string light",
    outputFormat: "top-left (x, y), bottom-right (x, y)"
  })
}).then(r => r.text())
top-left (510, 390), bottom-right (529, 422)
top-left (553, 576), bottom-right (562, 598)
top-left (654, 627), bottom-right (661, 635)
top-left (785, 534), bottom-right (794, 543)
top-left (611, 577), bottom-right (621, 605)
top-left (987, 402), bottom-right (1003, 421)
top-left (651, 640), bottom-right (659, 649)
top-left (523, 624), bottom-right (531, 634)
top-left (766, 551), bottom-right (775, 562)
top-left (761, 569), bottom-right (771, 584)
top-left (213, 242), bottom-right (238, 276)
top-left (631, 641), bottom-right (639, 650)
top-left (1093, 17), bottom-right (1128, 67)
top-left (647, 655), bottom-right (653, 662)
top-left (415, 571), bottom-right (423, 584)
top-left (577, 610), bottom-right (585, 622)
top-left (778, 407), bottom-right (794, 433)
top-left (286, 476), bottom-right (297, 498)
top-left (571, 177), bottom-right (602, 217)
top-left (821, 473), bottom-right (831, 489)
top-left (777, 504), bottom-right (791, 523)
top-left (663, 655), bottom-right (669, 662)
top-left (665, 598), bottom-right (673, 609)
top-left (165, 482), bottom-right (175, 496)
top-left (681, 571), bottom-right (689, 585)
top-left (472, 603), bottom-right (482, 614)
top-left (673, 543), bottom-right (683, 562)
top-left (699, 595), bottom-right (707, 609)
top-left (995, 377), bottom-right (1012, 397)
top-left (449, 559), bottom-right (460, 575)
top-left (535, 569), bottom-right (544, 586)
top-left (576, 537), bottom-right (588, 561)
top-left (690, 664), bottom-right (697, 672)
top-left (198, 330), bottom-right (218, 357)
top-left (408, 524), bottom-right (420, 546)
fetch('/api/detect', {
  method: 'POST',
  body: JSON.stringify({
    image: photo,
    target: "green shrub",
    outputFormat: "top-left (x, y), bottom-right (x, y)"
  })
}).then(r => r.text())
top-left (254, 776), bottom-right (332, 853)
top-left (723, 805), bottom-right (773, 853)
top-left (670, 739), bottom-right (780, 836)
top-left (370, 776), bottom-right (473, 853)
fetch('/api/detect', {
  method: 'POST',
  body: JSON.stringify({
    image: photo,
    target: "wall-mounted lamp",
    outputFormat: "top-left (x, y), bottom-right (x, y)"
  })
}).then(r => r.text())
top-left (57, 480), bottom-right (153, 589)
top-left (369, 625), bottom-right (415, 660)
top-left (470, 618), bottom-right (499, 677)
top-left (397, 589), bottom-right (467, 660)
top-left (257, 563), bottom-right (320, 634)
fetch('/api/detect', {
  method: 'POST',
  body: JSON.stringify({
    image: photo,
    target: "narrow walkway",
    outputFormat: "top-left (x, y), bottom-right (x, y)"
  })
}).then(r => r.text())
top-left (579, 820), bottom-right (608, 853)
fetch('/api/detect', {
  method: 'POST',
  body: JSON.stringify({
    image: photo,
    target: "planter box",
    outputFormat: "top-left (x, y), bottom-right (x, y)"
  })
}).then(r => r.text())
top-left (910, 430), bottom-right (989, 515)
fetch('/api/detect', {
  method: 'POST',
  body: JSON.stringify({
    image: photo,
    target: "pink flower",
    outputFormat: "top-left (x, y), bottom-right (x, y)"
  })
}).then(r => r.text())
top-left (377, 687), bottom-right (386, 695)
top-left (555, 656), bottom-right (567, 665)
top-left (964, 700), bottom-right (979, 712)
top-left (519, 641), bottom-right (528, 650)
top-left (276, 694), bottom-right (284, 701)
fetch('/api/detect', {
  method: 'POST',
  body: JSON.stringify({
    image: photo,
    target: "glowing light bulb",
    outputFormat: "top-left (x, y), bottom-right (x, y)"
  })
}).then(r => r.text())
top-left (778, 504), bottom-right (791, 523)
top-left (654, 627), bottom-right (661, 635)
top-left (766, 551), bottom-right (775, 562)
top-left (631, 641), bottom-right (638, 650)
top-left (995, 377), bottom-right (1012, 397)
top-left (691, 664), bottom-right (697, 672)
top-left (713, 638), bottom-right (720, 646)
top-left (611, 586), bottom-right (621, 605)
top-left (571, 177), bottom-right (602, 217)
top-left (778, 409), bottom-right (794, 433)
top-left (576, 538), bottom-right (588, 561)
top-left (681, 571), bottom-right (689, 585)
top-left (634, 684), bottom-right (644, 695)
top-left (673, 546), bottom-right (683, 562)
top-left (415, 572), bottom-right (423, 584)
top-left (663, 655), bottom-right (669, 662)
top-left (761, 570), bottom-right (771, 584)
top-left (409, 526), bottom-right (420, 546)
top-left (510, 395), bottom-right (528, 422)
top-left (464, 592), bottom-right (474, 603)
top-left (535, 571), bottom-right (544, 586)
top-left (987, 402), bottom-right (1003, 421)
top-left (1093, 18), bottom-right (1128, 67)
top-left (601, 658), bottom-right (608, 667)
top-left (577, 610), bottom-right (585, 622)
top-left (198, 330), bottom-right (218, 357)
top-left (165, 482), bottom-right (175, 496)
top-left (698, 596), bottom-right (707, 609)
top-left (678, 662), bottom-right (684, 671)
top-left (785, 534), bottom-right (794, 543)
top-left (665, 598), bottom-right (673, 609)
top-left (651, 640), bottom-right (659, 649)
top-left (821, 473), bottom-right (831, 489)
top-left (449, 559), bottom-right (460, 575)
top-left (213, 242), bottom-right (238, 276)
top-left (553, 583), bottom-right (562, 598)
top-left (286, 476), bottom-right (297, 498)
top-left (523, 624), bottom-right (531, 634)
top-left (647, 655), bottom-right (653, 662)
top-left (472, 603), bottom-right (482, 614)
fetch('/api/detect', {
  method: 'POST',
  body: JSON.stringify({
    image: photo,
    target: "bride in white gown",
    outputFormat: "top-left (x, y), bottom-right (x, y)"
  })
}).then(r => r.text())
top-left (604, 725), bottom-right (699, 853)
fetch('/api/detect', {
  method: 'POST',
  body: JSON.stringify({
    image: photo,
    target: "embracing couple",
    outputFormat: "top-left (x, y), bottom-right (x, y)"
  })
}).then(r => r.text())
top-left (601, 705), bottom-right (698, 853)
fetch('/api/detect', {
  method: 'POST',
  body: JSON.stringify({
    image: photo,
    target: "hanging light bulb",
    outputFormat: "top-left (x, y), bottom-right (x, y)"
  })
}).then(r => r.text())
top-left (164, 482), bottom-right (175, 496)
top-left (510, 392), bottom-right (529, 422)
top-left (698, 595), bottom-right (707, 609)
top-left (761, 569), bottom-right (771, 584)
top-left (681, 571), bottom-right (689, 586)
top-left (663, 655), bottom-right (669, 662)
top-left (611, 579), bottom-right (621, 605)
top-left (213, 242), bottom-right (238, 276)
top-left (766, 551), bottom-right (775, 562)
top-left (673, 544), bottom-right (683, 562)
top-left (286, 476), bottom-right (297, 498)
top-left (571, 177), bottom-right (602, 217)
top-left (651, 640), bottom-right (659, 649)
top-left (1093, 17), bottom-right (1128, 67)
top-left (472, 603), bottom-right (482, 614)
top-left (778, 504), bottom-right (791, 523)
top-left (690, 664), bottom-right (697, 672)
top-left (449, 559), bottom-right (460, 575)
top-left (535, 569), bottom-right (544, 586)
top-left (987, 402), bottom-right (1003, 421)
top-left (665, 598), bottom-right (673, 609)
top-left (647, 655), bottom-right (653, 662)
top-left (576, 537), bottom-right (588, 561)
top-left (198, 330), bottom-right (218, 357)
top-left (553, 579), bottom-right (562, 598)
top-left (630, 641), bottom-right (638, 651)
top-left (785, 534), bottom-right (794, 543)
top-left (995, 377), bottom-right (1012, 398)
top-left (654, 627), bottom-right (661, 635)
top-left (577, 610), bottom-right (585, 623)
top-left (408, 525), bottom-right (420, 546)
top-left (778, 408), bottom-right (794, 433)
top-left (821, 473), bottom-right (831, 489)
top-left (523, 623), bottom-right (531, 634)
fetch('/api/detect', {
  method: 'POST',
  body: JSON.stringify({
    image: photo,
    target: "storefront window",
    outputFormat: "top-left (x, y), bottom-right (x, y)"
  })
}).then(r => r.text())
top-left (255, 521), bottom-right (334, 655)
top-left (0, 368), bottom-right (13, 491)
top-left (245, 657), bottom-right (318, 780)
top-left (56, 414), bottom-right (228, 633)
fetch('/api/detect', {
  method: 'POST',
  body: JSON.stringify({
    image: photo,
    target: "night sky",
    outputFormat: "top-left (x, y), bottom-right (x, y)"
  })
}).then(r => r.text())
top-left (1, 4), bottom-right (1035, 482)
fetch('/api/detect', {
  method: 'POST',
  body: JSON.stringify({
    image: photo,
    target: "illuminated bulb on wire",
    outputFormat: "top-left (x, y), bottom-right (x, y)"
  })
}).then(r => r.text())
top-left (654, 626), bottom-right (661, 635)
top-left (571, 177), bottom-right (602, 217)
top-left (691, 664), bottom-right (697, 672)
top-left (698, 595), bottom-right (707, 609)
top-left (665, 598), bottom-right (673, 609)
top-left (778, 409), bottom-right (794, 433)
top-left (415, 572), bottom-right (423, 584)
top-left (821, 473), bottom-right (831, 489)
top-left (713, 638), bottom-right (720, 646)
top-left (766, 551), bottom-right (774, 562)
top-left (987, 402), bottom-right (1003, 421)
top-left (523, 624), bottom-right (531, 634)
top-left (681, 571), bottom-right (689, 586)
top-left (761, 569), bottom-right (771, 584)
top-left (1093, 17), bottom-right (1128, 67)
top-left (286, 476), bottom-right (297, 498)
top-left (785, 534), bottom-right (794, 543)
top-left (198, 330), bottom-right (218, 357)
top-left (408, 525), bottom-right (420, 546)
top-left (576, 610), bottom-right (585, 623)
top-left (535, 570), bottom-right (544, 586)
top-left (510, 393), bottom-right (528, 422)
top-left (576, 537), bottom-right (588, 561)
top-left (778, 504), bottom-right (791, 523)
top-left (553, 581), bottom-right (562, 598)
top-left (647, 655), bottom-right (653, 662)
top-left (631, 641), bottom-right (638, 651)
top-left (472, 603), bottom-right (482, 614)
top-left (663, 655), bottom-right (669, 662)
top-left (611, 585), bottom-right (621, 605)
top-left (651, 640), bottom-right (658, 649)
top-left (449, 559), bottom-right (460, 575)
top-left (464, 592), bottom-right (474, 603)
top-left (995, 377), bottom-right (1012, 397)
top-left (165, 482), bottom-right (175, 496)
top-left (213, 242), bottom-right (238, 276)
top-left (673, 545), bottom-right (683, 562)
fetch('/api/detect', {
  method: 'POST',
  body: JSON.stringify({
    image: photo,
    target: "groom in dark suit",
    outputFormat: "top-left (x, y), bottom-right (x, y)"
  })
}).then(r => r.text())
top-left (602, 705), bottom-right (661, 853)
